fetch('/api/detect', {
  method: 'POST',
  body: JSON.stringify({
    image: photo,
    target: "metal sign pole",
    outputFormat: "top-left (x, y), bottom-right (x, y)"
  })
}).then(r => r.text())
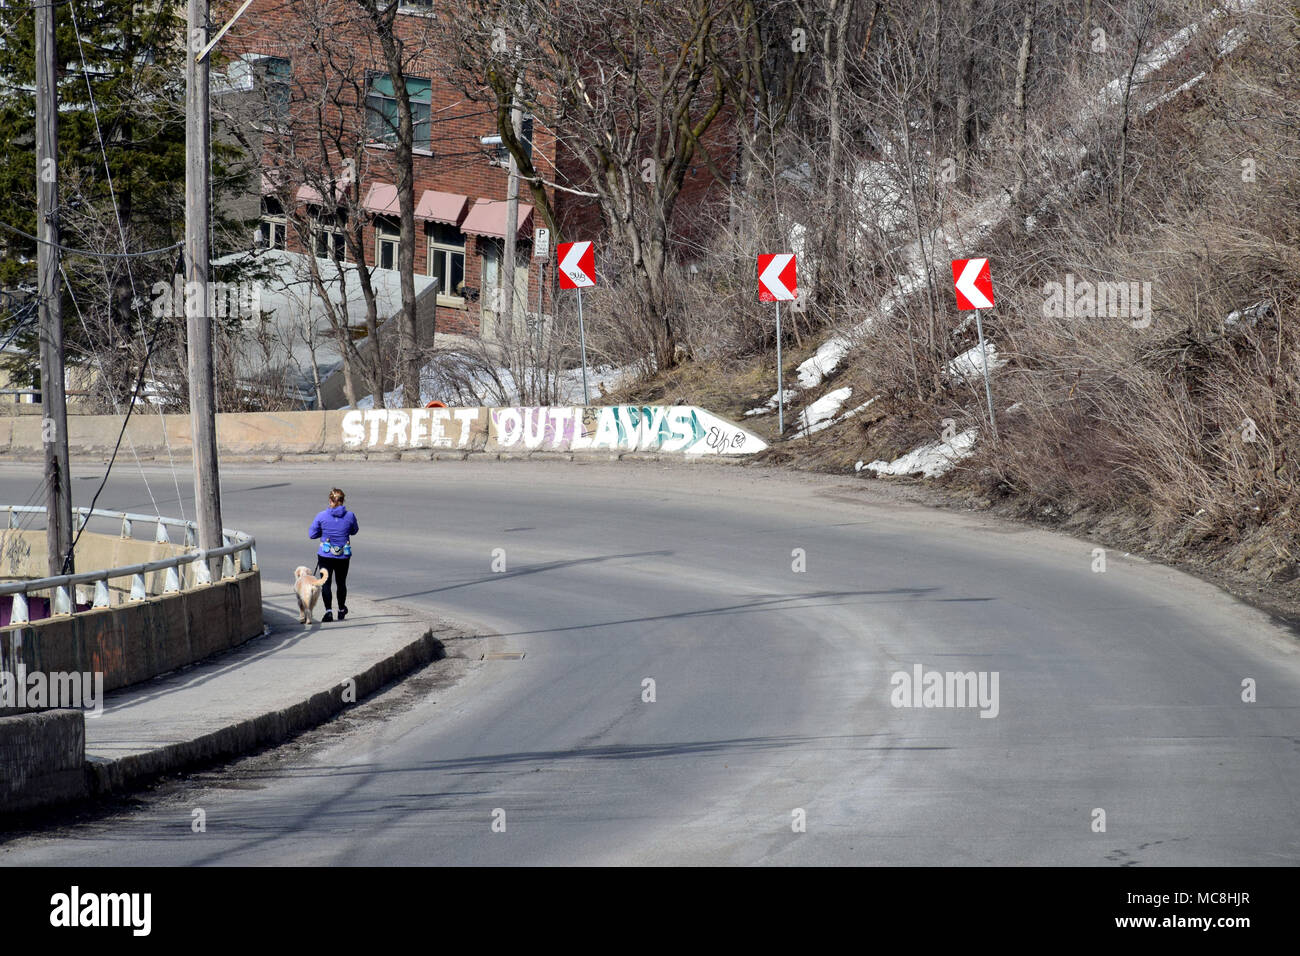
top-left (776, 300), bottom-right (784, 434)
top-left (974, 311), bottom-right (998, 440)
top-left (537, 259), bottom-right (545, 348)
top-left (577, 287), bottom-right (590, 406)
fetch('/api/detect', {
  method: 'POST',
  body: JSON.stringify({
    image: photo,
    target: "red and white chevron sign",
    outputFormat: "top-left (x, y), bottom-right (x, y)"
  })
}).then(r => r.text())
top-left (952, 257), bottom-right (994, 310)
top-left (557, 240), bottom-right (596, 289)
top-left (758, 253), bottom-right (797, 302)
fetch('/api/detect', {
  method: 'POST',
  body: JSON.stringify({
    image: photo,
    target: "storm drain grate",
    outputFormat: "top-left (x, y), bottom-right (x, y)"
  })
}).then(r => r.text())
top-left (481, 652), bottom-right (526, 661)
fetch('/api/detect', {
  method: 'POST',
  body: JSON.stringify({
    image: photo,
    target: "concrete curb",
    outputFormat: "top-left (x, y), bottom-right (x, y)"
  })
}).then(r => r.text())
top-left (84, 623), bottom-right (447, 798)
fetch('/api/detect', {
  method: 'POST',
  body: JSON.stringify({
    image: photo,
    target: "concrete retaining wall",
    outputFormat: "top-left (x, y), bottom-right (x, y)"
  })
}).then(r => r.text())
top-left (0, 710), bottom-right (86, 813)
top-left (0, 405), bottom-right (766, 461)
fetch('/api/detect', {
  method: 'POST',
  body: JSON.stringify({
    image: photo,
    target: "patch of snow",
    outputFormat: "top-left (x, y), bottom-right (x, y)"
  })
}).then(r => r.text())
top-left (1098, 10), bottom-right (1225, 110)
top-left (795, 387), bottom-right (853, 434)
top-left (945, 342), bottom-right (1004, 382)
top-left (792, 272), bottom-right (931, 390)
top-left (555, 363), bottom-right (639, 404)
top-left (853, 160), bottom-right (909, 234)
top-left (864, 427), bottom-right (978, 478)
top-left (1224, 300), bottom-right (1271, 331)
top-left (801, 395), bottom-right (879, 437)
top-left (796, 337), bottom-right (853, 389)
top-left (779, 162), bottom-right (813, 190)
top-left (789, 222), bottom-right (807, 259)
top-left (354, 360), bottom-right (638, 409)
top-left (744, 390), bottom-right (797, 417)
top-left (1143, 72), bottom-right (1209, 115)
top-left (770, 1), bottom-right (1256, 404)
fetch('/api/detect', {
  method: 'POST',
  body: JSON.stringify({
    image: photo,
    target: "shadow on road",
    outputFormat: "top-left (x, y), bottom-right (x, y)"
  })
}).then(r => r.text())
top-left (482, 587), bottom-right (953, 637)
top-left (373, 549), bottom-right (676, 603)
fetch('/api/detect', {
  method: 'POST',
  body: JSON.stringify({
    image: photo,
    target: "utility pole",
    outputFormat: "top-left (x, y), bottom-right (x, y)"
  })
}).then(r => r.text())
top-left (187, 0), bottom-right (223, 551)
top-left (35, 0), bottom-right (73, 576)
top-left (499, 77), bottom-right (523, 340)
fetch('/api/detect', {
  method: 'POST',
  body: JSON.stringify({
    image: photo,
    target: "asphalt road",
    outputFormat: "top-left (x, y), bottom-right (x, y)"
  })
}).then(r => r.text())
top-left (1, 459), bottom-right (1298, 865)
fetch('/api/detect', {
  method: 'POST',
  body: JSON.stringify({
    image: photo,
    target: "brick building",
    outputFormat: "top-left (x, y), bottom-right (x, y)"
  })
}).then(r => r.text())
top-left (220, 1), bottom-right (575, 350)
top-left (217, 0), bottom-right (731, 403)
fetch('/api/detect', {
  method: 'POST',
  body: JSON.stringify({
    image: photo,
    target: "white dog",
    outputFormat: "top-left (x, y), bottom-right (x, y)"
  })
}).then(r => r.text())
top-left (294, 565), bottom-right (330, 624)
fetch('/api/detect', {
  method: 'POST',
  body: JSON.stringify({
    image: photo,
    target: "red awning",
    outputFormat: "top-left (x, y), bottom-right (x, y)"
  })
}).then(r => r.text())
top-left (416, 190), bottom-right (469, 225)
top-left (458, 198), bottom-right (533, 239)
top-left (261, 169), bottom-right (292, 195)
top-left (296, 182), bottom-right (347, 206)
top-left (362, 184), bottom-right (469, 225)
top-left (362, 182), bottom-right (400, 217)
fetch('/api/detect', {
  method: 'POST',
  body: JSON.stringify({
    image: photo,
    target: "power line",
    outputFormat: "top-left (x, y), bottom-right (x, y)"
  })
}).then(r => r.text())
top-left (60, 262), bottom-right (163, 519)
top-left (68, 0), bottom-right (189, 525)
top-left (0, 219), bottom-right (184, 260)
top-left (0, 302), bottom-right (38, 353)
top-left (59, 311), bottom-right (166, 575)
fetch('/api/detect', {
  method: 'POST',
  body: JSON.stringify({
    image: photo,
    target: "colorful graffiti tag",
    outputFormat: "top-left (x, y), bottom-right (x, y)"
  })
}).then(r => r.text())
top-left (339, 406), bottom-right (766, 455)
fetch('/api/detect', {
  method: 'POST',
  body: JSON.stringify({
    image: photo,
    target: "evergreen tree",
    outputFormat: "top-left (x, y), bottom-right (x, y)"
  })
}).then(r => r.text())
top-left (0, 0), bottom-right (250, 407)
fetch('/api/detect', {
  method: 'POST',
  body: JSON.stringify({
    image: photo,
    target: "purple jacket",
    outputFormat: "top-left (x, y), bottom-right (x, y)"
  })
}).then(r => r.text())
top-left (309, 505), bottom-right (358, 558)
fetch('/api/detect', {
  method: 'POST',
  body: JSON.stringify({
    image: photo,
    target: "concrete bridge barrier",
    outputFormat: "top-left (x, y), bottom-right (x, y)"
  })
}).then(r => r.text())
top-left (1, 508), bottom-right (262, 703)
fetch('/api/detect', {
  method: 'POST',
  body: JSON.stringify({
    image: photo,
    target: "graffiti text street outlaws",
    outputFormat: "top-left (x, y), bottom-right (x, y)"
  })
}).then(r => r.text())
top-left (342, 408), bottom-right (480, 448)
top-left (340, 405), bottom-right (766, 455)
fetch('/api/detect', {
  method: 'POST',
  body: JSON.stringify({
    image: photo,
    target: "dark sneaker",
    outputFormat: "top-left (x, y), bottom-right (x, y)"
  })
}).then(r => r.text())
top-left (322, 611), bottom-right (334, 623)
top-left (338, 607), bottom-right (348, 621)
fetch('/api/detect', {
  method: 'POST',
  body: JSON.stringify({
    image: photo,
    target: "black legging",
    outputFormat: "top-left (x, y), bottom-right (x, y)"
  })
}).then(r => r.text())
top-left (318, 556), bottom-right (350, 611)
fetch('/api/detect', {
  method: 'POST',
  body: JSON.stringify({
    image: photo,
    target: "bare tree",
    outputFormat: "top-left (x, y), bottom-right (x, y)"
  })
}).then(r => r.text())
top-left (223, 0), bottom-right (409, 406)
top-left (353, 0), bottom-right (423, 404)
top-left (440, 0), bottom-right (743, 371)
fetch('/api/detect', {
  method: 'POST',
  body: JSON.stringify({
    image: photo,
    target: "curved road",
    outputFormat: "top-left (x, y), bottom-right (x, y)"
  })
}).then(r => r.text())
top-left (1, 460), bottom-right (1298, 865)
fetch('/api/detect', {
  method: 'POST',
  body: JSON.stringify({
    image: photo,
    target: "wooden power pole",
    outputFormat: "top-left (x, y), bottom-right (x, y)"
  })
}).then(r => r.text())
top-left (500, 78), bottom-right (524, 338)
top-left (186, 0), bottom-right (224, 551)
top-left (35, 0), bottom-right (73, 576)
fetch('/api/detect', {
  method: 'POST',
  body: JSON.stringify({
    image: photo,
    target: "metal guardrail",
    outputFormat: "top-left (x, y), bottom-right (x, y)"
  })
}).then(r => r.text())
top-left (0, 506), bottom-right (257, 625)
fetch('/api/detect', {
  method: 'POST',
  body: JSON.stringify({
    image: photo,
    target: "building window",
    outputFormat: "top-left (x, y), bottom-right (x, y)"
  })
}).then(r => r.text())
top-left (312, 209), bottom-right (346, 261)
top-left (258, 196), bottom-right (287, 249)
top-left (488, 115), bottom-right (533, 167)
top-left (427, 222), bottom-right (465, 301)
top-left (222, 54), bottom-right (291, 123)
top-left (376, 217), bottom-right (400, 270)
top-left (261, 56), bottom-right (291, 121)
top-left (365, 72), bottom-right (431, 149)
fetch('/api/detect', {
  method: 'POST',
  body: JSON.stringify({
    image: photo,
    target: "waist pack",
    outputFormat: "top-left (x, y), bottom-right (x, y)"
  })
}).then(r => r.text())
top-left (321, 540), bottom-right (351, 558)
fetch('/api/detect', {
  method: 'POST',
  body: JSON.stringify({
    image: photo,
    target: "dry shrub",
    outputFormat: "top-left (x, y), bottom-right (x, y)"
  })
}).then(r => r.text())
top-left (813, 1), bottom-right (1300, 576)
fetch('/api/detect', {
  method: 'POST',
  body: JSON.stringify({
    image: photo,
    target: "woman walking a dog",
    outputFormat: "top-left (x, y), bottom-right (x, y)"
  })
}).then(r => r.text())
top-left (309, 487), bottom-right (358, 622)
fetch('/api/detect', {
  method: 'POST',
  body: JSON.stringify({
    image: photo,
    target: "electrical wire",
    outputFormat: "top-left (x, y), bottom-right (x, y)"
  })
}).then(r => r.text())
top-left (60, 261), bottom-right (162, 518)
top-left (59, 309), bottom-right (166, 575)
top-left (0, 302), bottom-right (37, 354)
top-left (68, 0), bottom-right (188, 526)
top-left (0, 219), bottom-right (184, 260)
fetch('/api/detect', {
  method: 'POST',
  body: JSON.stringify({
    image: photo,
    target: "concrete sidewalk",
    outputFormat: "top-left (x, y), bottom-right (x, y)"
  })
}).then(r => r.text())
top-left (83, 589), bottom-right (458, 795)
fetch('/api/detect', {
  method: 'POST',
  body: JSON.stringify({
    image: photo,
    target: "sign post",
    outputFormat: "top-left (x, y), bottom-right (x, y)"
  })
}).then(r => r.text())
top-left (951, 257), bottom-right (998, 440)
top-left (776, 301), bottom-right (783, 433)
top-left (534, 227), bottom-right (549, 349)
top-left (558, 240), bottom-right (596, 405)
top-left (758, 253), bottom-right (798, 434)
